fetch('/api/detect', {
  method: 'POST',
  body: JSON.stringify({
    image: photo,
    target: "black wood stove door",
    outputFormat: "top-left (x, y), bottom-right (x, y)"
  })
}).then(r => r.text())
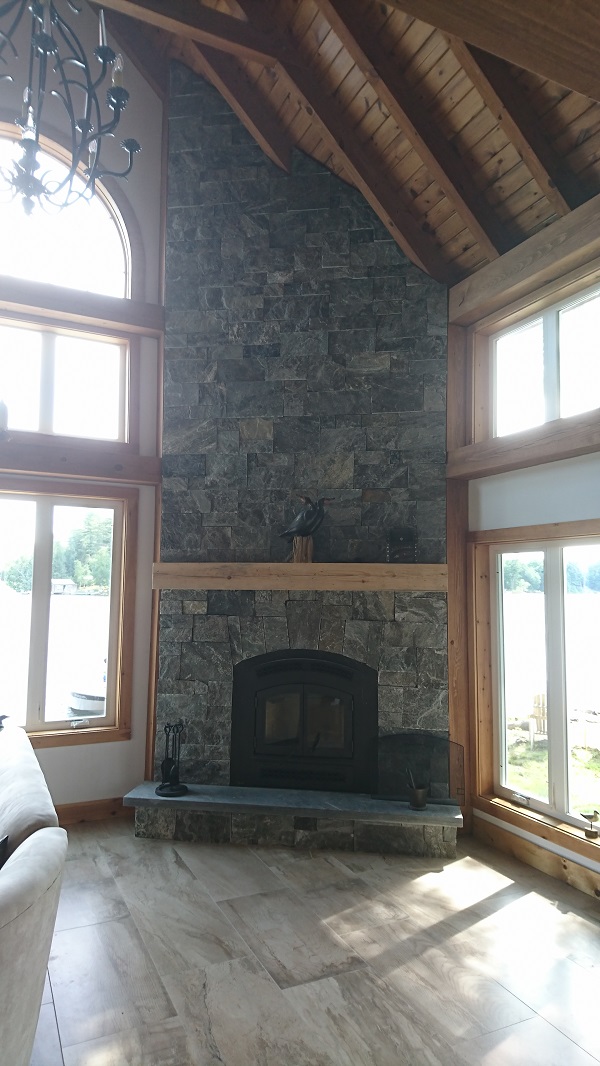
top-left (230, 649), bottom-right (378, 793)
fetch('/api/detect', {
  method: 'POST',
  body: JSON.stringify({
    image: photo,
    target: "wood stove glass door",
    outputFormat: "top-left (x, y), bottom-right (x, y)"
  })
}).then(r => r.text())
top-left (254, 684), bottom-right (353, 759)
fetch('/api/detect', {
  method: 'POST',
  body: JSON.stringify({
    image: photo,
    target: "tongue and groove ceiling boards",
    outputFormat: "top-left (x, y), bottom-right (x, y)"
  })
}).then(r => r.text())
top-left (99, 0), bottom-right (600, 284)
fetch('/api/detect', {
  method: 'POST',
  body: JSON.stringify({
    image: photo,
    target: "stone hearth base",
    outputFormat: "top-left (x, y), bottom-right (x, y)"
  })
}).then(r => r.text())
top-left (124, 784), bottom-right (461, 858)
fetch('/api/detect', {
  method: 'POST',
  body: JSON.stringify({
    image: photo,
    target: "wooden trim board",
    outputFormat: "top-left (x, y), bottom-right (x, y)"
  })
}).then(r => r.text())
top-left (56, 797), bottom-right (133, 826)
top-left (152, 562), bottom-right (448, 592)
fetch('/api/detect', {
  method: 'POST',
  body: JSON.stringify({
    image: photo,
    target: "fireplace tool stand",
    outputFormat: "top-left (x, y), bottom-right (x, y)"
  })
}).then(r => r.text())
top-left (156, 722), bottom-right (188, 797)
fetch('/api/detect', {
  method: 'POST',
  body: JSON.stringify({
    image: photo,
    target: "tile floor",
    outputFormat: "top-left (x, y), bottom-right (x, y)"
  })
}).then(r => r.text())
top-left (30, 818), bottom-right (600, 1066)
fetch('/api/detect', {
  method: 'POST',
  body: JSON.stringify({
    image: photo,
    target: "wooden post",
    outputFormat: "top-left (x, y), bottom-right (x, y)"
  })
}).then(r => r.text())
top-left (292, 535), bottom-right (313, 563)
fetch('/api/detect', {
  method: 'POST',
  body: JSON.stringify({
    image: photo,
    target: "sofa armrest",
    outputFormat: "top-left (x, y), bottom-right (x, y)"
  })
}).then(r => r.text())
top-left (0, 827), bottom-right (68, 1066)
top-left (0, 725), bottom-right (58, 858)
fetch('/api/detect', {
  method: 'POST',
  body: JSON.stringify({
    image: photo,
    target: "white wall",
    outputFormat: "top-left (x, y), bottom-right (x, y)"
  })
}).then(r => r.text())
top-left (28, 4), bottom-right (163, 805)
top-left (469, 452), bottom-right (600, 531)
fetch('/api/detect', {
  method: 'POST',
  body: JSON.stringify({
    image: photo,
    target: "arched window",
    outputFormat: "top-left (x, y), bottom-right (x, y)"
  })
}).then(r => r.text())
top-left (0, 135), bottom-right (129, 297)
top-left (0, 133), bottom-right (157, 745)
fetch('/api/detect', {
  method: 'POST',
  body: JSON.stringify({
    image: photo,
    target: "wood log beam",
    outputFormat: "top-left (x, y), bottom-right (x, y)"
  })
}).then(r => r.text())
top-left (447, 37), bottom-right (591, 216)
top-left (316, 0), bottom-right (510, 261)
top-left (449, 191), bottom-right (600, 325)
top-left (236, 0), bottom-right (450, 281)
top-left (95, 0), bottom-right (280, 67)
top-left (381, 0), bottom-right (600, 102)
top-left (152, 562), bottom-right (449, 592)
top-left (171, 37), bottom-right (292, 173)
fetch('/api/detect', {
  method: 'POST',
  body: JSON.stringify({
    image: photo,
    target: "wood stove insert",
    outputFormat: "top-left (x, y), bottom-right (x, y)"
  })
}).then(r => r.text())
top-left (230, 649), bottom-right (378, 793)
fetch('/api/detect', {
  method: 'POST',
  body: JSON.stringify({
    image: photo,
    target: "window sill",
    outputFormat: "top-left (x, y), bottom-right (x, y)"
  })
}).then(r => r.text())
top-left (447, 407), bottom-right (600, 480)
top-left (29, 726), bottom-right (131, 749)
top-left (473, 794), bottom-right (600, 863)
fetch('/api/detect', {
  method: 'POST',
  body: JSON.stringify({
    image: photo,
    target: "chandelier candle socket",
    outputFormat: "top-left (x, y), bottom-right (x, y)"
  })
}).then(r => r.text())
top-left (0, 2), bottom-right (140, 212)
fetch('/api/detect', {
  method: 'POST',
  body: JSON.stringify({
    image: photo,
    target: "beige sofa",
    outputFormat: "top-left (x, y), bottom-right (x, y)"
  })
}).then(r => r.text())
top-left (0, 724), bottom-right (68, 1066)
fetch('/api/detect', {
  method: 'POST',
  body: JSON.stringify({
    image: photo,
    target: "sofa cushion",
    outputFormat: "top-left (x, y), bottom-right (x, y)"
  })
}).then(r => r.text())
top-left (0, 724), bottom-right (58, 858)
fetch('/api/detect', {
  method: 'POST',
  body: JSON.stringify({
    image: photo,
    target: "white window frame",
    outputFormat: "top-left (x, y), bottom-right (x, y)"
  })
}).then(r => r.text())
top-left (491, 282), bottom-right (600, 437)
top-left (0, 480), bottom-right (138, 739)
top-left (491, 536), bottom-right (600, 828)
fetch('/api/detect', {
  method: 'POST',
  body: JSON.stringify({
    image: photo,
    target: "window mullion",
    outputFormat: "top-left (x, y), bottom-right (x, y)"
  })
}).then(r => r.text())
top-left (543, 309), bottom-right (560, 423)
top-left (25, 500), bottom-right (53, 730)
top-left (545, 546), bottom-right (568, 815)
top-left (39, 331), bottom-right (55, 434)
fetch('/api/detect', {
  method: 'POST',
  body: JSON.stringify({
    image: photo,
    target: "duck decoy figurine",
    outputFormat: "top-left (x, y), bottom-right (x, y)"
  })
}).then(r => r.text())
top-left (280, 496), bottom-right (335, 540)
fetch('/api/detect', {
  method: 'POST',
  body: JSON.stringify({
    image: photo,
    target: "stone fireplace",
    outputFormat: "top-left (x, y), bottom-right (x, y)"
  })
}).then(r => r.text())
top-left (154, 65), bottom-right (450, 845)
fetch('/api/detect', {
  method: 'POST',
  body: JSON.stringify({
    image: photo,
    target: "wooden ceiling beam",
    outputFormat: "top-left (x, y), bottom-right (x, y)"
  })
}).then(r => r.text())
top-left (448, 37), bottom-right (591, 216)
top-left (236, 0), bottom-right (450, 281)
top-left (316, 0), bottom-right (510, 261)
top-left (382, 0), bottom-right (600, 102)
top-left (95, 0), bottom-right (280, 67)
top-left (171, 37), bottom-right (293, 174)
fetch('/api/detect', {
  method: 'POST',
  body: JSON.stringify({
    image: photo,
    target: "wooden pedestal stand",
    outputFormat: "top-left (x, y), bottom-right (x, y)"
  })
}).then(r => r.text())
top-left (292, 535), bottom-right (313, 563)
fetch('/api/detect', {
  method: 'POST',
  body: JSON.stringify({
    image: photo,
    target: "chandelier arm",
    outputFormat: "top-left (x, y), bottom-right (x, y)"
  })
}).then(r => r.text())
top-left (0, 0), bottom-right (27, 64)
top-left (1, 0), bottom-right (140, 210)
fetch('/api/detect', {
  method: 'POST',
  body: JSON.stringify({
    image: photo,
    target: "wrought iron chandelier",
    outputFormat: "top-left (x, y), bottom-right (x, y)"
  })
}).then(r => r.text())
top-left (0, 0), bottom-right (140, 213)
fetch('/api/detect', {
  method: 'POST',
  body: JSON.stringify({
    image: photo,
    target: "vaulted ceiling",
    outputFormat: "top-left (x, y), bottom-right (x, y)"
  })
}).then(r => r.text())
top-left (101, 0), bottom-right (600, 284)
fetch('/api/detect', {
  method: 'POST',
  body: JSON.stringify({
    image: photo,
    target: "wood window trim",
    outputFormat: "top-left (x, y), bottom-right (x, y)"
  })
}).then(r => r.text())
top-left (467, 521), bottom-right (600, 864)
top-left (448, 407), bottom-right (600, 480)
top-left (0, 479), bottom-right (138, 746)
top-left (448, 271), bottom-right (600, 480)
top-left (0, 274), bottom-right (163, 336)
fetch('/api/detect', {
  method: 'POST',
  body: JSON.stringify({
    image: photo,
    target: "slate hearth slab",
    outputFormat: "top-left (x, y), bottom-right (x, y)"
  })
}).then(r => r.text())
top-left (123, 783), bottom-right (462, 829)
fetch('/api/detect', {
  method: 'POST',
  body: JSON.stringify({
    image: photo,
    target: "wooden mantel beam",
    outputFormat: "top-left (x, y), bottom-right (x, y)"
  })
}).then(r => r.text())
top-left (94, 0), bottom-right (280, 67)
top-left (316, 0), bottom-right (510, 262)
top-left (382, 0), bottom-right (600, 102)
top-left (153, 562), bottom-right (448, 592)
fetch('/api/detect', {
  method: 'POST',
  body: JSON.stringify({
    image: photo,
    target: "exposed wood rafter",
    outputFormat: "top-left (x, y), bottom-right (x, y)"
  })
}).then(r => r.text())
top-left (236, 0), bottom-right (449, 281)
top-left (447, 37), bottom-right (591, 216)
top-left (315, 0), bottom-right (510, 261)
top-left (171, 37), bottom-right (293, 173)
top-left (96, 0), bottom-right (280, 67)
top-left (382, 0), bottom-right (600, 102)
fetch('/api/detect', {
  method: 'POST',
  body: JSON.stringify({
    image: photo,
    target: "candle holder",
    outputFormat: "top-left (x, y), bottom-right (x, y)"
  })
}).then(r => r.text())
top-left (155, 721), bottom-right (188, 797)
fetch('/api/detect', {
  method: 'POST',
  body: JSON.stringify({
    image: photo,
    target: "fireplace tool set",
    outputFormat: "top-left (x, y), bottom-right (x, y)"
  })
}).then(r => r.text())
top-left (156, 722), bottom-right (188, 797)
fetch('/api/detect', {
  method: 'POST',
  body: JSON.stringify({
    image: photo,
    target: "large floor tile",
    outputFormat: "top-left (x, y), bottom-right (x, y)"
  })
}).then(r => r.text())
top-left (454, 1015), bottom-right (600, 1065)
top-left (117, 870), bottom-right (250, 976)
top-left (284, 968), bottom-right (465, 1066)
top-left (163, 956), bottom-right (337, 1066)
top-left (50, 916), bottom-right (176, 1048)
top-left (30, 1002), bottom-right (64, 1066)
top-left (55, 876), bottom-right (130, 932)
top-left (301, 875), bottom-right (409, 934)
top-left (345, 915), bottom-right (534, 1043)
top-left (173, 841), bottom-right (283, 900)
top-left (62, 1018), bottom-right (197, 1066)
top-left (218, 888), bottom-right (365, 988)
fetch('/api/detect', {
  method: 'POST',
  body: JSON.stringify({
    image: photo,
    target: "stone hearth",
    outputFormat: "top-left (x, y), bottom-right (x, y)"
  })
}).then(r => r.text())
top-left (125, 783), bottom-right (461, 858)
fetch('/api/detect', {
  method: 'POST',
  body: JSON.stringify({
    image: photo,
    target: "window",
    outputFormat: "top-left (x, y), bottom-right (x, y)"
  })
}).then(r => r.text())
top-left (0, 133), bottom-right (160, 745)
top-left (493, 287), bottom-right (600, 437)
top-left (491, 538), bottom-right (600, 825)
top-left (0, 485), bottom-right (136, 734)
top-left (0, 136), bottom-right (128, 297)
top-left (0, 322), bottom-right (127, 441)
